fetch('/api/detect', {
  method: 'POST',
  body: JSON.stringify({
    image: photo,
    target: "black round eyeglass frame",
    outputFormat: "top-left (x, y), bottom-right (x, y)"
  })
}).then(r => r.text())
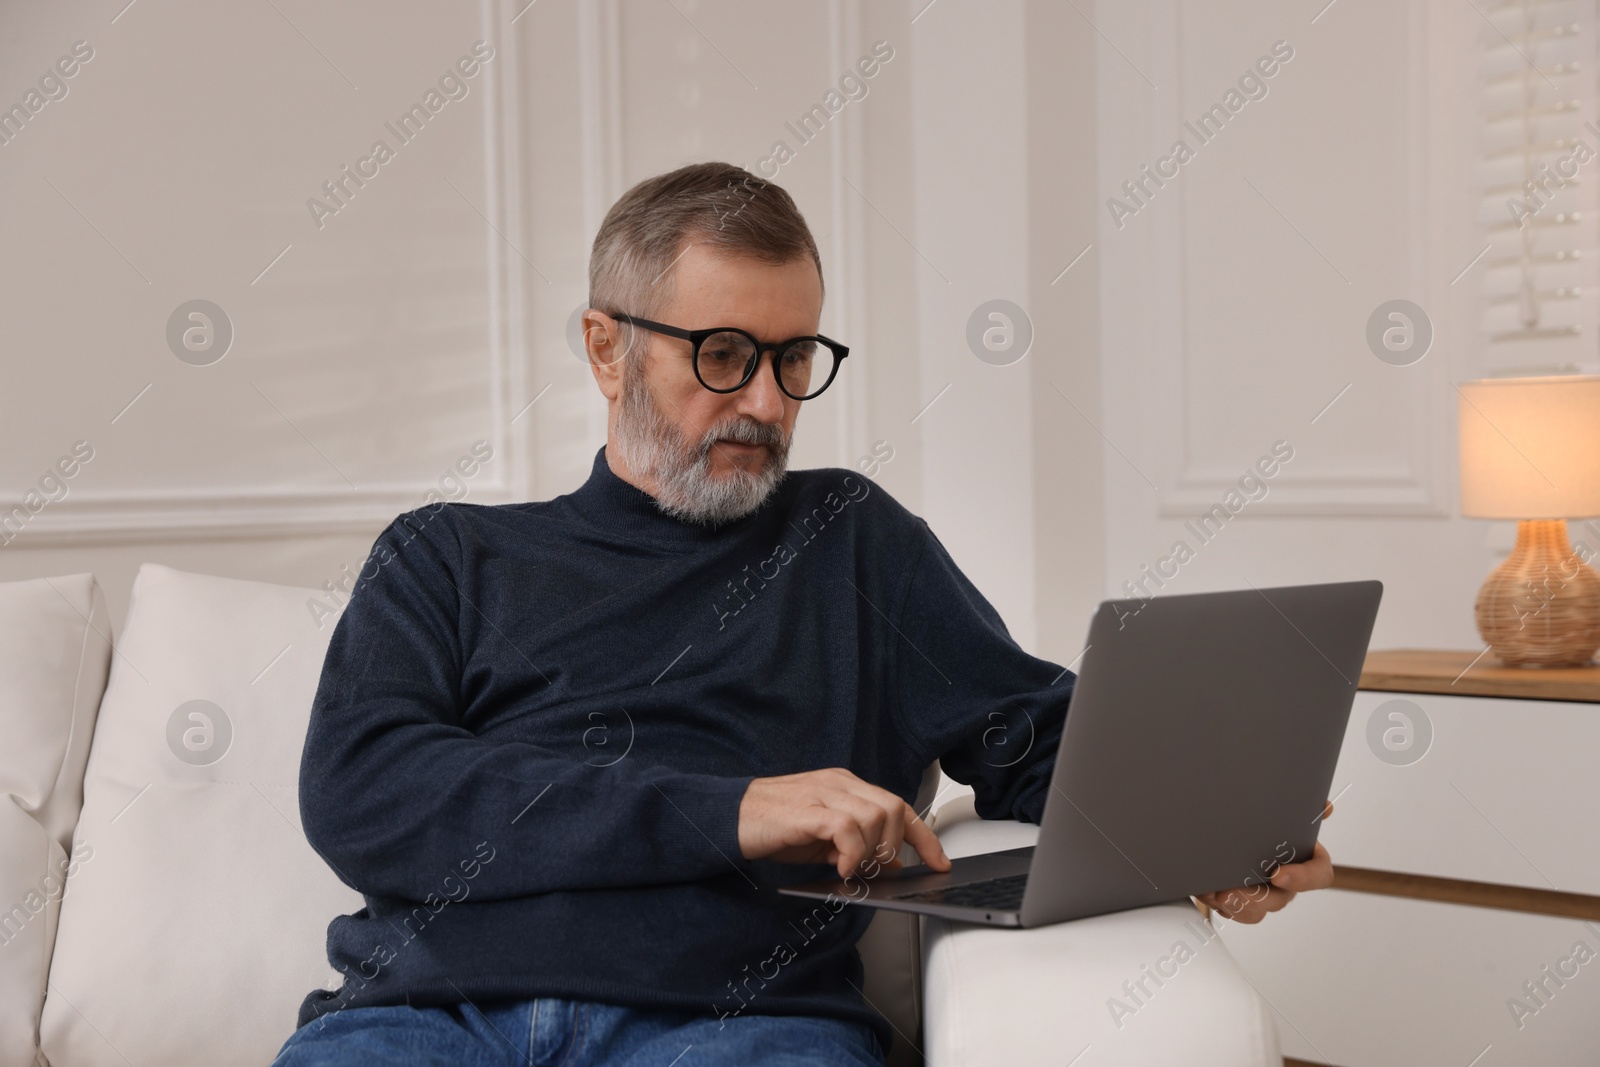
top-left (605, 312), bottom-right (849, 401)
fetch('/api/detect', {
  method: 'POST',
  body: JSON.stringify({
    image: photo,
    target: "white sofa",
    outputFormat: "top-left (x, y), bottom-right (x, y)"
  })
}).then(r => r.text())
top-left (0, 565), bottom-right (1282, 1066)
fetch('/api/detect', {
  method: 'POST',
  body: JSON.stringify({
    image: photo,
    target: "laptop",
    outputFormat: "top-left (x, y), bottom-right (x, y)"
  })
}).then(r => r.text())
top-left (779, 579), bottom-right (1382, 928)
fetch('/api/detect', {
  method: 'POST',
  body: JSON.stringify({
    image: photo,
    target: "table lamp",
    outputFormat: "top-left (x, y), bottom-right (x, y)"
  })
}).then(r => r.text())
top-left (1458, 374), bottom-right (1600, 667)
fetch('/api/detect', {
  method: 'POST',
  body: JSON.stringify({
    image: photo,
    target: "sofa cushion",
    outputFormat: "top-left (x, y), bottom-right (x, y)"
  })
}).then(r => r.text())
top-left (38, 564), bottom-right (362, 1066)
top-left (0, 574), bottom-right (110, 1067)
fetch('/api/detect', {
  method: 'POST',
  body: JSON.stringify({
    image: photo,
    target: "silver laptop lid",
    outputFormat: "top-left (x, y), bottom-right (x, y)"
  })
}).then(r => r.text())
top-left (1021, 580), bottom-right (1382, 927)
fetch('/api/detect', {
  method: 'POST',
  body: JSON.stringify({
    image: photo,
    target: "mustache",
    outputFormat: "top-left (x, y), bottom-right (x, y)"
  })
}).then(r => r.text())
top-left (697, 418), bottom-right (788, 455)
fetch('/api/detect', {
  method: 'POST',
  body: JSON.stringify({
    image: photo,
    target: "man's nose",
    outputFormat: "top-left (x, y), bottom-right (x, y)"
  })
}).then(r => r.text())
top-left (736, 350), bottom-right (788, 422)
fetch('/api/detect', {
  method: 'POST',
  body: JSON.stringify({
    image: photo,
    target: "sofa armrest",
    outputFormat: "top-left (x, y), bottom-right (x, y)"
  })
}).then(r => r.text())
top-left (920, 797), bottom-right (1281, 1067)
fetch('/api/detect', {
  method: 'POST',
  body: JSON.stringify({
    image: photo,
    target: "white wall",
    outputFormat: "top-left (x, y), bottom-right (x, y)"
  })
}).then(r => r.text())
top-left (7, 0), bottom-right (1507, 665)
top-left (1094, 0), bottom-right (1504, 650)
top-left (1, 0), bottom-right (532, 629)
top-left (1, 0), bottom-right (1103, 660)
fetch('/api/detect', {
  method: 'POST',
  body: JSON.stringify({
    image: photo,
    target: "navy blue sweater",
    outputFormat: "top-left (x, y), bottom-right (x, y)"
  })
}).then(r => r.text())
top-left (296, 445), bottom-right (1075, 1052)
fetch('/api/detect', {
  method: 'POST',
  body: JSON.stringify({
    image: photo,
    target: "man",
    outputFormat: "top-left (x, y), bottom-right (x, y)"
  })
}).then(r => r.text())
top-left (275, 162), bottom-right (1332, 1066)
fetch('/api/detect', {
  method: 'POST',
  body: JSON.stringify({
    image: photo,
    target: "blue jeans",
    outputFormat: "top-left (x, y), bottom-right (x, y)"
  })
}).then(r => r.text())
top-left (272, 995), bottom-right (886, 1066)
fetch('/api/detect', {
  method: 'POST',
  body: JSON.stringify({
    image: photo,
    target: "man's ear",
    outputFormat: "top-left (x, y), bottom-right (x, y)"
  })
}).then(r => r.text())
top-left (584, 310), bottom-right (628, 401)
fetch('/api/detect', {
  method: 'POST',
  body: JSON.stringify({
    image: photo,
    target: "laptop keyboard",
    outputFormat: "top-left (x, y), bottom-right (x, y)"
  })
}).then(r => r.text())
top-left (889, 872), bottom-right (1029, 910)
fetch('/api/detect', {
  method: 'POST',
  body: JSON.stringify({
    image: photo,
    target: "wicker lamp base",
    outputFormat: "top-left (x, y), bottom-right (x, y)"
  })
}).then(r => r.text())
top-left (1475, 519), bottom-right (1600, 668)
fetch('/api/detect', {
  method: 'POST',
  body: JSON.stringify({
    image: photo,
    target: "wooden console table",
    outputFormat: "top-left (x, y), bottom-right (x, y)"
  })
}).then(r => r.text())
top-left (1359, 648), bottom-right (1600, 703)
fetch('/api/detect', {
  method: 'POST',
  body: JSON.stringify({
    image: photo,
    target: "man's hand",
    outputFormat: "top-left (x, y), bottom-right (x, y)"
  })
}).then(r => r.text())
top-left (1195, 799), bottom-right (1337, 924)
top-left (738, 767), bottom-right (952, 880)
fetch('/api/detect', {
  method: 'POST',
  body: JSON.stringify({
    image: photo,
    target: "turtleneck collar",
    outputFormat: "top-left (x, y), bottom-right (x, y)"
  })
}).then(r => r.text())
top-left (561, 445), bottom-right (776, 549)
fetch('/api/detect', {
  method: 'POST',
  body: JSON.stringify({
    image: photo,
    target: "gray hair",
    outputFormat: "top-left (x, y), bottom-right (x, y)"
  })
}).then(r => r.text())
top-left (588, 161), bottom-right (824, 363)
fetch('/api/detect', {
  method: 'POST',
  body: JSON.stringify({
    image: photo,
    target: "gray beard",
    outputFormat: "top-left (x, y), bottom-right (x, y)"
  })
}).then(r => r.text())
top-left (612, 366), bottom-right (790, 527)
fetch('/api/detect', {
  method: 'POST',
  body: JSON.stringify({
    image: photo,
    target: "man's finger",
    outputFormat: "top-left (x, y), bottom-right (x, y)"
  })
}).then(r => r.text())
top-left (1270, 840), bottom-right (1333, 892)
top-left (902, 804), bottom-right (951, 872)
top-left (873, 793), bottom-right (908, 868)
top-left (820, 809), bottom-right (874, 880)
top-left (1203, 885), bottom-right (1296, 923)
top-left (822, 792), bottom-right (890, 876)
top-left (1200, 887), bottom-right (1259, 916)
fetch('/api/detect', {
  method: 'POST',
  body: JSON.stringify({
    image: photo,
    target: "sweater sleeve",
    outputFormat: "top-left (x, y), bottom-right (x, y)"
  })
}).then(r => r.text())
top-left (298, 507), bottom-right (755, 902)
top-left (891, 520), bottom-right (1076, 826)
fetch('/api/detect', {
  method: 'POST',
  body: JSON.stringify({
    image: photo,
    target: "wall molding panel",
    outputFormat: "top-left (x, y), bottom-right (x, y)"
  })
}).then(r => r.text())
top-left (9, 0), bottom-right (534, 547)
top-left (1108, 0), bottom-right (1453, 522)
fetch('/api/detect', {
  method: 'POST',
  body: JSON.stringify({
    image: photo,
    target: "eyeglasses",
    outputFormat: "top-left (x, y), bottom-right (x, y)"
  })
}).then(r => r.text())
top-left (606, 312), bottom-right (849, 401)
